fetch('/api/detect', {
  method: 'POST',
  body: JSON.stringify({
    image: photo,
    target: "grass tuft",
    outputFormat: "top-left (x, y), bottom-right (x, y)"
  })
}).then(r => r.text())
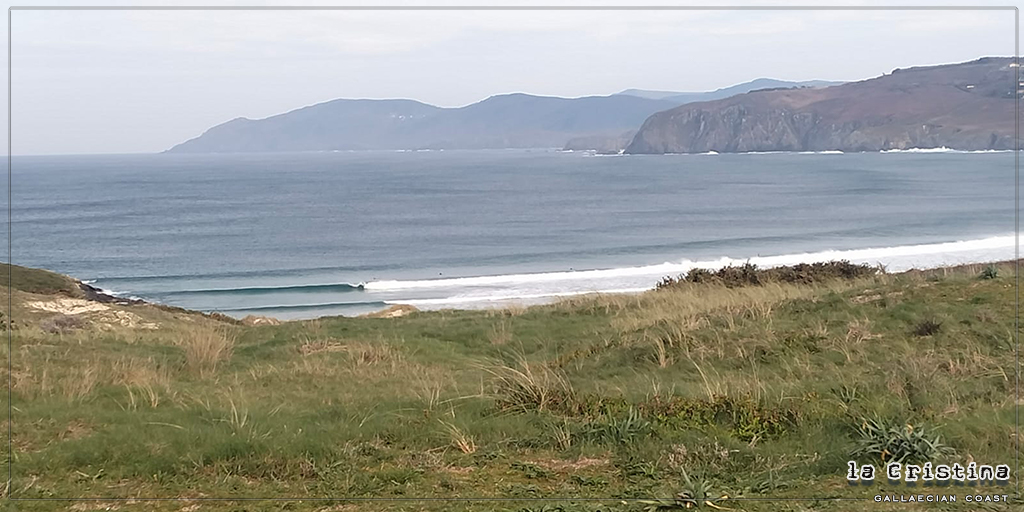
top-left (484, 353), bottom-right (576, 413)
top-left (178, 325), bottom-right (236, 377)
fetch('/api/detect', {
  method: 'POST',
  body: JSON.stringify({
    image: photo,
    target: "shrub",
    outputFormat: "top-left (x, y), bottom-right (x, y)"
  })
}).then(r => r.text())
top-left (851, 417), bottom-right (954, 464)
top-left (656, 260), bottom-right (878, 290)
top-left (40, 314), bottom-right (85, 334)
top-left (641, 395), bottom-right (797, 442)
top-left (584, 407), bottom-right (654, 445)
top-left (912, 319), bottom-right (942, 337)
top-left (980, 265), bottom-right (999, 280)
top-left (639, 468), bottom-right (727, 510)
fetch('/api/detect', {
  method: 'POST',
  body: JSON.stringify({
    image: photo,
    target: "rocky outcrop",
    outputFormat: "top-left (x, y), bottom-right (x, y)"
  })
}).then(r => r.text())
top-left (626, 57), bottom-right (1019, 154)
top-left (241, 315), bottom-right (282, 326)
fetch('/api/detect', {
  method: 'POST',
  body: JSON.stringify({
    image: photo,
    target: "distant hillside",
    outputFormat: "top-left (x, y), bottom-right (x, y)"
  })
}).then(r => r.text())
top-left (167, 94), bottom-right (677, 153)
top-left (568, 79), bottom-right (841, 152)
top-left (619, 78), bottom-right (842, 104)
top-left (626, 57), bottom-right (1019, 154)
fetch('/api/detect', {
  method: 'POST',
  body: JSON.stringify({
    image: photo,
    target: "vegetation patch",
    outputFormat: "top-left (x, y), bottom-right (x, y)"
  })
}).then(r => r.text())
top-left (0, 262), bottom-right (82, 296)
top-left (7, 260), bottom-right (1019, 511)
top-left (851, 416), bottom-right (954, 464)
top-left (640, 395), bottom-right (798, 442)
top-left (657, 260), bottom-right (879, 289)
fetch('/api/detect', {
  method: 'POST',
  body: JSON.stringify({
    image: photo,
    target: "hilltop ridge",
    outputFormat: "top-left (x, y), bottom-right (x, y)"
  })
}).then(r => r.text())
top-left (625, 57), bottom-right (1019, 154)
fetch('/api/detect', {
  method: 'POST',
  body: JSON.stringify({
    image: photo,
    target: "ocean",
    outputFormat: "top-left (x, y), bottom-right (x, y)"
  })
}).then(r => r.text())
top-left (13, 149), bottom-right (1016, 320)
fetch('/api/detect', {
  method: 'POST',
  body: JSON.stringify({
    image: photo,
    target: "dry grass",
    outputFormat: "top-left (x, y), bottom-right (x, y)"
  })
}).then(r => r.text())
top-left (345, 341), bottom-right (400, 367)
top-left (111, 356), bottom-right (171, 409)
top-left (549, 418), bottom-right (574, 451)
top-left (178, 325), bottom-right (235, 377)
top-left (609, 281), bottom-right (846, 335)
top-left (298, 337), bottom-right (346, 356)
top-left (485, 303), bottom-right (528, 318)
top-left (438, 419), bottom-right (476, 454)
top-left (649, 335), bottom-right (670, 368)
top-left (483, 352), bottom-right (575, 413)
top-left (488, 318), bottom-right (513, 346)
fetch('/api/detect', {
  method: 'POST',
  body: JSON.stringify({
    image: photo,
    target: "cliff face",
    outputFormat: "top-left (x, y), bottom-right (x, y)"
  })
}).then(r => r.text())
top-left (626, 57), bottom-right (1019, 154)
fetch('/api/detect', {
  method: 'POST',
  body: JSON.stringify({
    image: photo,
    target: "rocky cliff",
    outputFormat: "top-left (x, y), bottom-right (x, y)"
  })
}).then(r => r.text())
top-left (625, 57), bottom-right (1019, 154)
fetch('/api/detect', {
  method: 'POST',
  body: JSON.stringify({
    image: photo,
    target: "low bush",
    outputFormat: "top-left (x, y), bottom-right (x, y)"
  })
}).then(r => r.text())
top-left (980, 265), bottom-right (999, 280)
top-left (584, 407), bottom-right (654, 445)
top-left (912, 318), bottom-right (942, 337)
top-left (657, 260), bottom-right (879, 290)
top-left (39, 314), bottom-right (85, 334)
top-left (640, 395), bottom-right (797, 442)
top-left (851, 416), bottom-right (954, 464)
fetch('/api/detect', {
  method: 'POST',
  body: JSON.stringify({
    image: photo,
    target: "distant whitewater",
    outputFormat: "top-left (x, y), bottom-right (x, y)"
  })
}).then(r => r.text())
top-left (363, 234), bottom-right (1016, 309)
top-left (15, 149), bottom-right (1014, 320)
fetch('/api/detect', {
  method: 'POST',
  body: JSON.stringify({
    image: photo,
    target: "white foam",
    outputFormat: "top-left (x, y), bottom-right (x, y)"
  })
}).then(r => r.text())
top-left (881, 147), bottom-right (957, 153)
top-left (388, 287), bottom-right (651, 307)
top-left (364, 235), bottom-right (1015, 297)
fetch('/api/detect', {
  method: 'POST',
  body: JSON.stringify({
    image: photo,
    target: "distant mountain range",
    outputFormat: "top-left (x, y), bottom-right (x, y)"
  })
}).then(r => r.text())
top-left (626, 57), bottom-right (1019, 154)
top-left (168, 58), bottom-right (1017, 155)
top-left (617, 78), bottom-right (843, 104)
top-left (166, 78), bottom-right (841, 154)
top-left (167, 94), bottom-right (678, 153)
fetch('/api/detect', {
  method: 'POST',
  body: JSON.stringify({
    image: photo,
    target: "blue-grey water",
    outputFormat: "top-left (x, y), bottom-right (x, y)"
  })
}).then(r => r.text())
top-left (13, 149), bottom-right (1016, 319)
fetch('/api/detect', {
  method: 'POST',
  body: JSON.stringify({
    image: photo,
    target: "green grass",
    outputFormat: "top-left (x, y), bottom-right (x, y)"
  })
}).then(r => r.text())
top-left (3, 261), bottom-right (1020, 511)
top-left (0, 263), bottom-right (81, 296)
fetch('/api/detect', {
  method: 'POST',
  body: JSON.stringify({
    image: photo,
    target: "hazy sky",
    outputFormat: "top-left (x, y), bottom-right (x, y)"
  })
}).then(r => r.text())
top-left (6, 0), bottom-right (1019, 155)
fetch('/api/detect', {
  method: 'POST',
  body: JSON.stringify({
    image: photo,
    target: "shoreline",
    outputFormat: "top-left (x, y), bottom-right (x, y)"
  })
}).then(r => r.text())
top-left (54, 256), bottom-right (1015, 323)
top-left (92, 232), bottom-right (1014, 321)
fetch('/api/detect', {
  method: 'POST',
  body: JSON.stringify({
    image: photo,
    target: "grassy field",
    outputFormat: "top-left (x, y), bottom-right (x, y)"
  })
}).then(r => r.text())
top-left (1, 261), bottom-right (1019, 511)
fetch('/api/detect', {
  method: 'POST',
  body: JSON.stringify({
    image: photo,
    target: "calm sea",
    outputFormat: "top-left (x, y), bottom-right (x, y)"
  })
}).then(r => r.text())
top-left (13, 149), bottom-right (1016, 319)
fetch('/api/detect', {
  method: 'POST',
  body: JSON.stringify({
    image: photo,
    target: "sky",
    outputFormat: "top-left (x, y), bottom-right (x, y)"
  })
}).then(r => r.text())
top-left (4, 1), bottom-right (1019, 155)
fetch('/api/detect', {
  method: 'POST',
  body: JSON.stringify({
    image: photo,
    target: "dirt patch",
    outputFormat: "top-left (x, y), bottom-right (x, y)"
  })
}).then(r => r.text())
top-left (241, 315), bottom-right (281, 326)
top-left (362, 304), bottom-right (418, 318)
top-left (94, 310), bottom-right (159, 330)
top-left (27, 298), bottom-right (108, 315)
top-left (27, 300), bottom-right (158, 329)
